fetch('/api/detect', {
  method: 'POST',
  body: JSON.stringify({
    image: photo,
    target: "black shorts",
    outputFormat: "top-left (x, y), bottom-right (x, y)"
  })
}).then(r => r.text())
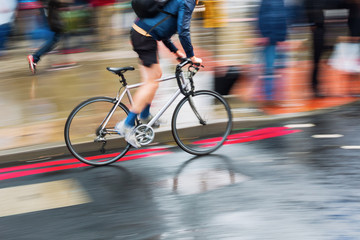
top-left (130, 29), bottom-right (158, 67)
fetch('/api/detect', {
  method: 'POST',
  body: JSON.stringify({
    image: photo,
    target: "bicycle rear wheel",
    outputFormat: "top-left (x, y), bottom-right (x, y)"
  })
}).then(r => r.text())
top-left (64, 97), bottom-right (130, 166)
top-left (171, 90), bottom-right (232, 155)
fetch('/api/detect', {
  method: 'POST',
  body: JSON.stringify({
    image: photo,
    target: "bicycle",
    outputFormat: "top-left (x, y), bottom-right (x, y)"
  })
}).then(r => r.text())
top-left (64, 58), bottom-right (233, 166)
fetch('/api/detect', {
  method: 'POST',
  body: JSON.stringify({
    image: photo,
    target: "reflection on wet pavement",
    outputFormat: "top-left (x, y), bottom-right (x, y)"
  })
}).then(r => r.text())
top-left (172, 168), bottom-right (249, 195)
top-left (155, 155), bottom-right (250, 195)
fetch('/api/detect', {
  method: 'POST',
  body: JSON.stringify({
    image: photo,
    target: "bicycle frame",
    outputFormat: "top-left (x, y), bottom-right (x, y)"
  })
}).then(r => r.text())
top-left (100, 70), bottom-right (189, 135)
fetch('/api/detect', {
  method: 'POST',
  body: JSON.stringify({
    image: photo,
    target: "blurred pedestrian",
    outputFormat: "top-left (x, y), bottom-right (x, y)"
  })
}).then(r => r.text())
top-left (90, 0), bottom-right (116, 51)
top-left (0, 0), bottom-right (17, 56)
top-left (27, 0), bottom-right (72, 74)
top-left (304, 0), bottom-right (360, 98)
top-left (257, 0), bottom-right (288, 105)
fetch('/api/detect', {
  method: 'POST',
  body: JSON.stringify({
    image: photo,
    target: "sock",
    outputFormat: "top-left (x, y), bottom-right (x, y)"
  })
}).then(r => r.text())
top-left (125, 112), bottom-right (137, 127)
top-left (140, 104), bottom-right (151, 119)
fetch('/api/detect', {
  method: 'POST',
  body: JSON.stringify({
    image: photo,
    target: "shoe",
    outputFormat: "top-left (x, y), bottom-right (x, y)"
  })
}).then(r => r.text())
top-left (140, 115), bottom-right (160, 128)
top-left (115, 120), bottom-right (141, 148)
top-left (27, 55), bottom-right (36, 74)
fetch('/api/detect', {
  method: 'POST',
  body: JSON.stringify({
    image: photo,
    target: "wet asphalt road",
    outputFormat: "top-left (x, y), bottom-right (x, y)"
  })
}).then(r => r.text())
top-left (1, 103), bottom-right (360, 240)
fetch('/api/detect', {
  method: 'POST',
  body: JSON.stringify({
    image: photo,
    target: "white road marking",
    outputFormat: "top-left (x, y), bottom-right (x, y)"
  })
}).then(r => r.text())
top-left (312, 134), bottom-right (344, 139)
top-left (284, 124), bottom-right (315, 128)
top-left (0, 179), bottom-right (91, 217)
top-left (341, 146), bottom-right (360, 150)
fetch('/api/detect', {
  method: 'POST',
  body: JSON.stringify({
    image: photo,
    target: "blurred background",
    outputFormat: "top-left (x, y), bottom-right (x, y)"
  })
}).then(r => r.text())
top-left (0, 0), bottom-right (359, 152)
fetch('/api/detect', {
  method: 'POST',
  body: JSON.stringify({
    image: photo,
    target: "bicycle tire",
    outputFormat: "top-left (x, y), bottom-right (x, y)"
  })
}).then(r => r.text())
top-left (64, 97), bottom-right (131, 166)
top-left (171, 90), bottom-right (232, 155)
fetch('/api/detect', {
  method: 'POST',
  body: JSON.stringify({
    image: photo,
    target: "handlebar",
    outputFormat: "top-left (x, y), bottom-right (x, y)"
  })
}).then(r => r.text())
top-left (175, 58), bottom-right (204, 96)
top-left (176, 57), bottom-right (204, 69)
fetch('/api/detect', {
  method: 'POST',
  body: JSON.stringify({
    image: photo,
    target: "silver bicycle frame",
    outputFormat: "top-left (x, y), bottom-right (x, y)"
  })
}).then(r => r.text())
top-left (103, 72), bottom-right (189, 133)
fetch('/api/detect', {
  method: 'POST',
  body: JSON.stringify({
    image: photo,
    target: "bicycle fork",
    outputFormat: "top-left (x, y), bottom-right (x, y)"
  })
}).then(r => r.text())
top-left (188, 95), bottom-right (207, 125)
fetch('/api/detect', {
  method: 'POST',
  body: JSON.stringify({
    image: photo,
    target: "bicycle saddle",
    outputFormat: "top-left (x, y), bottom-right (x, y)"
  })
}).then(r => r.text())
top-left (107, 66), bottom-right (135, 75)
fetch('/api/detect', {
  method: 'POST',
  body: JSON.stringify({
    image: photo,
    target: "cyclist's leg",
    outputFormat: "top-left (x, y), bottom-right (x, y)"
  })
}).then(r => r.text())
top-left (116, 66), bottom-right (161, 148)
top-left (115, 29), bottom-right (160, 147)
top-left (131, 64), bottom-right (162, 114)
top-left (124, 29), bottom-right (161, 126)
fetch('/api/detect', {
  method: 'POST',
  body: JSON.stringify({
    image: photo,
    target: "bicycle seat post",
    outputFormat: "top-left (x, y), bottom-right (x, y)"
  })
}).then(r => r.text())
top-left (118, 72), bottom-right (127, 87)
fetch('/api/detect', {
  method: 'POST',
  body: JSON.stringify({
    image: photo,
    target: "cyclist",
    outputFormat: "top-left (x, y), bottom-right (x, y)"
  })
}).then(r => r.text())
top-left (115, 0), bottom-right (203, 148)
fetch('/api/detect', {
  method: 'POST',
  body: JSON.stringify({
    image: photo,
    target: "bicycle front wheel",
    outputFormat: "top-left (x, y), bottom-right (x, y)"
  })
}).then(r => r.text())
top-left (64, 97), bottom-right (130, 166)
top-left (172, 90), bottom-right (232, 155)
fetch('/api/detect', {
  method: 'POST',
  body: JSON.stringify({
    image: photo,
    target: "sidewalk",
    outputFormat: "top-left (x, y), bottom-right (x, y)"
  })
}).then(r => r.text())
top-left (0, 36), bottom-right (358, 164)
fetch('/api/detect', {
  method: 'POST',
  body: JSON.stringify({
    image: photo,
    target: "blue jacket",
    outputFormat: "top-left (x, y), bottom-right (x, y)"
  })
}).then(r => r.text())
top-left (258, 0), bottom-right (288, 45)
top-left (135, 0), bottom-right (196, 58)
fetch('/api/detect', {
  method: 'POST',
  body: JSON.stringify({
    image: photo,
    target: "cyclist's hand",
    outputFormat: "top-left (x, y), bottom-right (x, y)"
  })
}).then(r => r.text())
top-left (190, 56), bottom-right (203, 65)
top-left (175, 51), bottom-right (186, 61)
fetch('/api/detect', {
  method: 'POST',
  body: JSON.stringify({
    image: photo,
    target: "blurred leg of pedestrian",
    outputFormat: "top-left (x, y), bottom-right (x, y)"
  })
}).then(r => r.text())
top-left (27, 31), bottom-right (61, 74)
top-left (348, 0), bottom-right (360, 37)
top-left (274, 45), bottom-right (288, 100)
top-left (311, 24), bottom-right (325, 98)
top-left (33, 32), bottom-right (61, 63)
top-left (32, 9), bottom-right (51, 49)
top-left (0, 23), bottom-right (11, 56)
top-left (263, 44), bottom-right (277, 102)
